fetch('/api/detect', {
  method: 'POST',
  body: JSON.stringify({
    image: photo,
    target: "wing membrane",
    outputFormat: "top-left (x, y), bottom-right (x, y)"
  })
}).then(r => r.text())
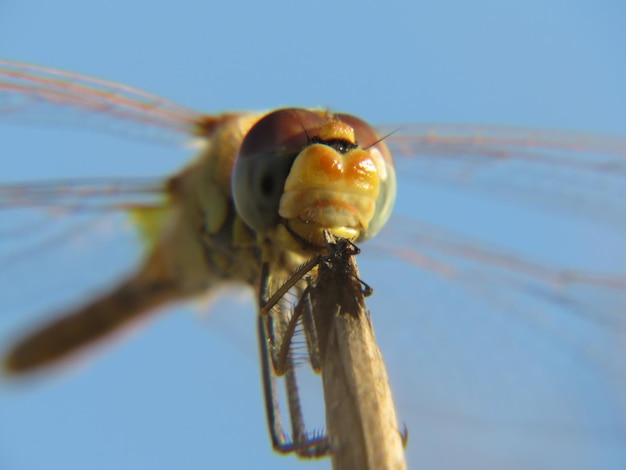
top-left (0, 177), bottom-right (167, 211)
top-left (0, 178), bottom-right (169, 266)
top-left (383, 124), bottom-right (626, 226)
top-left (375, 215), bottom-right (626, 324)
top-left (361, 213), bottom-right (626, 465)
top-left (0, 59), bottom-right (211, 143)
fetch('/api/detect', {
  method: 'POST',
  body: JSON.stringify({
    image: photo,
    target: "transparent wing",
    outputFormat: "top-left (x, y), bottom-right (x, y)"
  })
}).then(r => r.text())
top-left (363, 125), bottom-right (626, 469)
top-left (0, 177), bottom-right (174, 336)
top-left (0, 58), bottom-right (212, 143)
top-left (0, 59), bottom-right (207, 291)
top-left (381, 124), bottom-right (626, 227)
top-left (0, 177), bottom-right (167, 210)
top-left (0, 176), bottom-right (168, 259)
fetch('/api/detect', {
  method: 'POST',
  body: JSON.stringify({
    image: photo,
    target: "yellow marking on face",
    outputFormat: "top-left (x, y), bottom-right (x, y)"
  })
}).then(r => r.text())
top-left (279, 143), bottom-right (381, 246)
top-left (316, 119), bottom-right (355, 143)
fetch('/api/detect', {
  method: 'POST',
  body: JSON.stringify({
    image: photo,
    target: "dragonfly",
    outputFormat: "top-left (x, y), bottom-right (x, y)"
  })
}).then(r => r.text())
top-left (1, 58), bottom-right (626, 469)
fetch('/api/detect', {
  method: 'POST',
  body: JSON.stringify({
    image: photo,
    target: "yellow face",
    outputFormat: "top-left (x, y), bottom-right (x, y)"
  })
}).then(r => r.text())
top-left (232, 108), bottom-right (396, 248)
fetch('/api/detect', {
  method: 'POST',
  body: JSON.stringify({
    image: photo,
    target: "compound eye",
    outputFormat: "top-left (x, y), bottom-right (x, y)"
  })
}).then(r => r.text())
top-left (232, 108), bottom-right (325, 234)
top-left (333, 113), bottom-right (396, 241)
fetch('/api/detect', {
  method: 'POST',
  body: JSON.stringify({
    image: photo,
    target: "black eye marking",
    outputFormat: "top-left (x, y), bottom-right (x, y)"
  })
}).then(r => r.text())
top-left (311, 136), bottom-right (358, 154)
top-left (260, 173), bottom-right (274, 196)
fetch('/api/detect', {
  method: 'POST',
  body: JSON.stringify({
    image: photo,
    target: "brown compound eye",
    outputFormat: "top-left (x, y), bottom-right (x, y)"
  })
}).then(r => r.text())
top-left (334, 113), bottom-right (393, 165)
top-left (232, 108), bottom-right (326, 233)
top-left (331, 113), bottom-right (396, 241)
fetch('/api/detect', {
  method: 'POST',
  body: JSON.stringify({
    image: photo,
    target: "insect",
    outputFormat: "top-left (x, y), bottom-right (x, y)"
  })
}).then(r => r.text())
top-left (1, 59), bottom-right (625, 469)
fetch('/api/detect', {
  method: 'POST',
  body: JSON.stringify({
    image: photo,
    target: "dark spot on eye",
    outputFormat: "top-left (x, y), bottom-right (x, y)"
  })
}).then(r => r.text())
top-left (311, 136), bottom-right (358, 154)
top-left (260, 174), bottom-right (274, 195)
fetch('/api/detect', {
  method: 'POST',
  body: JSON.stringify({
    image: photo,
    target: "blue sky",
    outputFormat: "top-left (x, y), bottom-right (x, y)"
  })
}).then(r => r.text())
top-left (1, 1), bottom-right (626, 469)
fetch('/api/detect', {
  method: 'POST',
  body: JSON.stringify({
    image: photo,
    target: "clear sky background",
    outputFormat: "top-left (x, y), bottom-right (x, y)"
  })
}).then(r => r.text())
top-left (1, 1), bottom-right (626, 469)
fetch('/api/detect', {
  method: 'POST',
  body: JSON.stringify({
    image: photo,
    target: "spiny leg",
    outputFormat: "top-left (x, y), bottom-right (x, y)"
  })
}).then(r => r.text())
top-left (257, 259), bottom-right (329, 458)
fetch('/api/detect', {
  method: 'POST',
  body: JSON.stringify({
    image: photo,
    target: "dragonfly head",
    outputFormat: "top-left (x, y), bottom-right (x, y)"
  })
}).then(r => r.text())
top-left (232, 108), bottom-right (396, 248)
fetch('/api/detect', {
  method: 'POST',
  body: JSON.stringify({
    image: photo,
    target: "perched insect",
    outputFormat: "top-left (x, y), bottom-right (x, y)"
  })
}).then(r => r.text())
top-left (1, 58), bottom-right (626, 469)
